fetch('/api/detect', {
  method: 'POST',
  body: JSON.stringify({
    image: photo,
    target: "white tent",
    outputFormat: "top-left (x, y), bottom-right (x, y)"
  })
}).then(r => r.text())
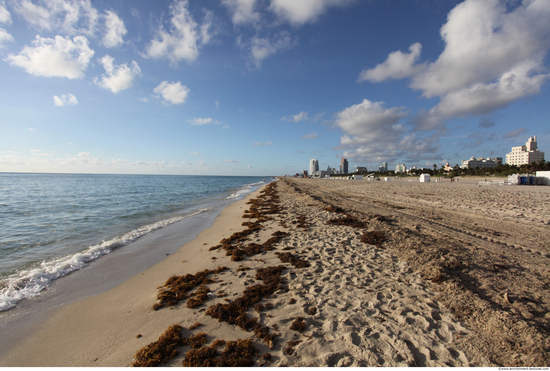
top-left (419, 174), bottom-right (430, 182)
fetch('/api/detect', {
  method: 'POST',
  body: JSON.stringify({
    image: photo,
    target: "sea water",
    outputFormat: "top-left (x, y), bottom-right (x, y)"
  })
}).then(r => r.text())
top-left (0, 173), bottom-right (268, 311)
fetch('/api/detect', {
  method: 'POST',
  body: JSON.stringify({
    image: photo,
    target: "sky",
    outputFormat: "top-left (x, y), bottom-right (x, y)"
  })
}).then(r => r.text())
top-left (0, 0), bottom-right (549, 176)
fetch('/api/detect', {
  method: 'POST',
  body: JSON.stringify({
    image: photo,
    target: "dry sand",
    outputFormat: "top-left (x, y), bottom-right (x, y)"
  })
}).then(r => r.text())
top-left (2, 177), bottom-right (549, 367)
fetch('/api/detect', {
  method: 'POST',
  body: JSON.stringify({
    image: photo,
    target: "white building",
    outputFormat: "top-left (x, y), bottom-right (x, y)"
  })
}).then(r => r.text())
top-left (309, 159), bottom-right (319, 176)
top-left (461, 157), bottom-right (502, 169)
top-left (395, 164), bottom-right (406, 173)
top-left (506, 136), bottom-right (545, 166)
top-left (314, 166), bottom-right (339, 178)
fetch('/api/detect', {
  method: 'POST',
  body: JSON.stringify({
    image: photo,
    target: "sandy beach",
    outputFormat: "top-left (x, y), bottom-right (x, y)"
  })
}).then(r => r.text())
top-left (2, 177), bottom-right (549, 367)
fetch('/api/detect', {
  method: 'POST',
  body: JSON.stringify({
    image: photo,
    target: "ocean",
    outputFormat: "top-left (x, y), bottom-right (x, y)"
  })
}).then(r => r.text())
top-left (0, 173), bottom-right (269, 312)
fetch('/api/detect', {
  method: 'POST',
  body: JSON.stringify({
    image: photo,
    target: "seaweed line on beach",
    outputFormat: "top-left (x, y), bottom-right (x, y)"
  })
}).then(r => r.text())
top-left (131, 324), bottom-right (261, 367)
top-left (152, 266), bottom-right (228, 310)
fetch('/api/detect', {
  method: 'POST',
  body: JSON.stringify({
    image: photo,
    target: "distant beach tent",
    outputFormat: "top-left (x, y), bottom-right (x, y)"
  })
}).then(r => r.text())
top-left (536, 171), bottom-right (550, 185)
top-left (419, 174), bottom-right (430, 182)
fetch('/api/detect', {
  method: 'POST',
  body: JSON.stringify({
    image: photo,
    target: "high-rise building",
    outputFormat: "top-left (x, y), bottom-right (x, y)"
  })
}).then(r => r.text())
top-left (395, 164), bottom-right (407, 173)
top-left (505, 136), bottom-right (545, 166)
top-left (309, 159), bottom-right (319, 176)
top-left (382, 162), bottom-right (388, 172)
top-left (379, 162), bottom-right (388, 172)
top-left (340, 158), bottom-right (348, 174)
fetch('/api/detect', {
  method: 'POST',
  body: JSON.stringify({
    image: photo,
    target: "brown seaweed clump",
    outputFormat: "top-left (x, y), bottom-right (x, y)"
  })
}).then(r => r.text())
top-left (205, 266), bottom-right (285, 348)
top-left (360, 231), bottom-right (387, 248)
top-left (182, 339), bottom-right (259, 367)
top-left (296, 214), bottom-right (309, 229)
top-left (290, 317), bottom-right (307, 333)
top-left (323, 205), bottom-right (345, 213)
top-left (153, 267), bottom-right (227, 310)
top-left (186, 284), bottom-right (211, 308)
top-left (307, 306), bottom-right (317, 315)
top-left (275, 252), bottom-right (310, 268)
top-left (284, 340), bottom-right (302, 355)
top-left (327, 215), bottom-right (367, 228)
top-left (188, 322), bottom-right (202, 330)
top-left (186, 332), bottom-right (208, 349)
top-left (132, 324), bottom-right (185, 367)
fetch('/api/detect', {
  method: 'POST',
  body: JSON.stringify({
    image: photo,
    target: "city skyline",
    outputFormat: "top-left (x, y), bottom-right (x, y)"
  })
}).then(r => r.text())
top-left (1, 0), bottom-right (549, 175)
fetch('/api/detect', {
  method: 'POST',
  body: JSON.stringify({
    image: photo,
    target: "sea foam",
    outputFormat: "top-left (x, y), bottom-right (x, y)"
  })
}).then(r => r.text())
top-left (0, 209), bottom-right (207, 312)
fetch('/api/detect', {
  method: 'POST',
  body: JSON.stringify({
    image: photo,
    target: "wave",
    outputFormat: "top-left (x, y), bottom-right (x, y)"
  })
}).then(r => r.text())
top-left (226, 181), bottom-right (266, 199)
top-left (0, 208), bottom-right (208, 312)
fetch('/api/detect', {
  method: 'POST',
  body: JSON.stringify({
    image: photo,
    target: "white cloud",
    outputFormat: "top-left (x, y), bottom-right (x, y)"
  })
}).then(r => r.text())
top-left (53, 93), bottom-right (77, 106)
top-left (225, 159), bottom-right (239, 163)
top-left (246, 32), bottom-right (293, 68)
top-left (187, 117), bottom-right (222, 125)
top-left (335, 99), bottom-right (406, 137)
top-left (94, 55), bottom-right (141, 94)
top-left (77, 152), bottom-right (90, 157)
top-left (189, 152), bottom-right (201, 156)
top-left (359, 0), bottom-right (550, 124)
top-left (358, 42), bottom-right (426, 83)
top-left (301, 132), bottom-right (318, 139)
top-left (0, 27), bottom-right (12, 47)
top-left (0, 1), bottom-right (11, 24)
top-left (268, 0), bottom-right (353, 26)
top-left (334, 99), bottom-right (440, 163)
top-left (138, 97), bottom-right (148, 103)
top-left (153, 80), bottom-right (190, 105)
top-left (5, 35), bottom-right (94, 79)
top-left (12, 0), bottom-right (99, 36)
top-left (281, 111), bottom-right (308, 122)
top-left (222, 0), bottom-right (261, 25)
top-left (252, 141), bottom-right (272, 146)
top-left (434, 60), bottom-right (548, 118)
top-left (145, 0), bottom-right (213, 65)
top-left (215, 100), bottom-right (219, 109)
top-left (410, 0), bottom-right (550, 98)
top-left (102, 10), bottom-right (127, 48)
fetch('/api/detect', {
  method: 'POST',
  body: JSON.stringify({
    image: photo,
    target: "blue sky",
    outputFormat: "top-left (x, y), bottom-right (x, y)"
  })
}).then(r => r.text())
top-left (0, 0), bottom-right (549, 176)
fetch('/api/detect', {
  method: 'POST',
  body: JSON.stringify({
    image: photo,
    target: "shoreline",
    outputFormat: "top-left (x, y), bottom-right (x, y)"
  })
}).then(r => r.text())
top-left (0, 182), bottom-right (269, 365)
top-left (2, 178), bottom-right (549, 366)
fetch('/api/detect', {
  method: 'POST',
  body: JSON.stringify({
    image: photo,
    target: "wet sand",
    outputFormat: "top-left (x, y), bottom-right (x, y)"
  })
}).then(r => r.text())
top-left (2, 178), bottom-right (549, 366)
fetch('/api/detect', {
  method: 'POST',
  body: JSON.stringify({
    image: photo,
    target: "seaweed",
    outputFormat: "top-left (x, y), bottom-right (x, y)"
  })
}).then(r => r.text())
top-left (216, 339), bottom-right (259, 367)
top-left (153, 267), bottom-right (228, 310)
top-left (186, 332), bottom-right (208, 349)
top-left (284, 340), bottom-right (302, 355)
top-left (258, 352), bottom-right (272, 366)
top-left (183, 339), bottom-right (259, 367)
top-left (132, 324), bottom-right (185, 367)
top-left (211, 339), bottom-right (226, 348)
top-left (182, 345), bottom-right (220, 367)
top-left (327, 215), bottom-right (367, 228)
top-left (188, 322), bottom-right (202, 330)
top-left (307, 306), bottom-right (317, 315)
top-left (296, 214), bottom-right (309, 229)
top-left (206, 265), bottom-right (285, 348)
top-left (323, 205), bottom-right (345, 213)
top-left (275, 252), bottom-right (310, 268)
top-left (360, 231), bottom-right (387, 248)
top-left (186, 284), bottom-right (211, 308)
top-left (209, 183), bottom-right (287, 262)
top-left (290, 317), bottom-right (306, 333)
